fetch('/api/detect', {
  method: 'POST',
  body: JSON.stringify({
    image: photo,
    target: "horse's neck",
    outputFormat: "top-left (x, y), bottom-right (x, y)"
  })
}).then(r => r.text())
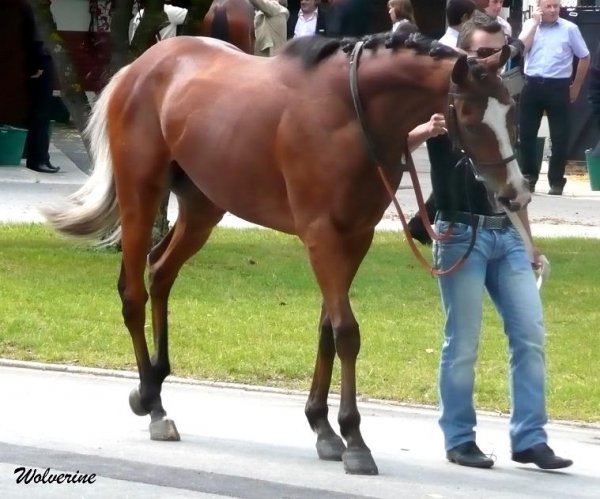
top-left (357, 50), bottom-right (455, 136)
top-left (342, 50), bottom-right (455, 170)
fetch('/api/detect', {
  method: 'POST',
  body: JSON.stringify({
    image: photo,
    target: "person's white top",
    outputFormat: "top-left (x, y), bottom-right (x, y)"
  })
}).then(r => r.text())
top-left (129, 5), bottom-right (188, 43)
top-left (438, 27), bottom-right (459, 48)
top-left (294, 8), bottom-right (318, 38)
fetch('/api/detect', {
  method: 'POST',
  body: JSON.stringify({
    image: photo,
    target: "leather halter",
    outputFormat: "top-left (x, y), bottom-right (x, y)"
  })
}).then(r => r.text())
top-left (348, 42), bottom-right (476, 276)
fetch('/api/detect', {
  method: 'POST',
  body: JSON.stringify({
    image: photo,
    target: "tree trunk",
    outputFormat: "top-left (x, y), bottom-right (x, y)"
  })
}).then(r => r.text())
top-left (29, 0), bottom-right (91, 154)
top-left (109, 0), bottom-right (135, 76)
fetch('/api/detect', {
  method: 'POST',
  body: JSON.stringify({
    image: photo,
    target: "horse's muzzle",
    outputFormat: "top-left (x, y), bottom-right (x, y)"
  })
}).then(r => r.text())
top-left (497, 178), bottom-right (532, 212)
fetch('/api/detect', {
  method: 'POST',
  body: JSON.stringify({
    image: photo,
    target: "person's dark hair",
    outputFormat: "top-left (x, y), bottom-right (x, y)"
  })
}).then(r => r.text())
top-left (457, 18), bottom-right (503, 50)
top-left (446, 0), bottom-right (476, 27)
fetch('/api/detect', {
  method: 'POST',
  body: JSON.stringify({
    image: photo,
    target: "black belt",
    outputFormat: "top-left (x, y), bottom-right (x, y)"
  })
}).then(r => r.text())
top-left (437, 210), bottom-right (512, 230)
top-left (524, 76), bottom-right (571, 85)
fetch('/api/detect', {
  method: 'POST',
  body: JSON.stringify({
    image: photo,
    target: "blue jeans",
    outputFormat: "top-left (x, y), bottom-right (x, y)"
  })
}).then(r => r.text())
top-left (433, 219), bottom-right (548, 453)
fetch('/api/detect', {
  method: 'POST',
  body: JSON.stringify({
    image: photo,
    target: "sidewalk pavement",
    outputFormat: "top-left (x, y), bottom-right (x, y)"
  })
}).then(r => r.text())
top-left (1, 135), bottom-right (600, 238)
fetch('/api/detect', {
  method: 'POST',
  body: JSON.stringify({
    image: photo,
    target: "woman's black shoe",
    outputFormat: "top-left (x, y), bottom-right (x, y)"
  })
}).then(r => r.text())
top-left (446, 441), bottom-right (494, 468)
top-left (26, 163), bottom-right (60, 174)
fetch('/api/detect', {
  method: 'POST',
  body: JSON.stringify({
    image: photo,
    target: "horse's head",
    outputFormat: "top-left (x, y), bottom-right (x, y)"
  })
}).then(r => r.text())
top-left (448, 46), bottom-right (530, 211)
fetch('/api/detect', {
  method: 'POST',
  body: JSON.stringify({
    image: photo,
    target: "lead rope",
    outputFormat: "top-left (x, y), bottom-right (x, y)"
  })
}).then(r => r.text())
top-left (503, 211), bottom-right (549, 289)
top-left (349, 42), bottom-right (475, 276)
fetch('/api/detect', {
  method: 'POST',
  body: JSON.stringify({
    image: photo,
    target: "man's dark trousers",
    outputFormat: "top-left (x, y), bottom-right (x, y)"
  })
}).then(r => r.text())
top-left (519, 77), bottom-right (571, 189)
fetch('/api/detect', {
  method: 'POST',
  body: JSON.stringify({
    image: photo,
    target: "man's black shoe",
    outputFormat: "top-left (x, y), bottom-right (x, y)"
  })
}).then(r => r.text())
top-left (548, 185), bottom-right (563, 196)
top-left (26, 163), bottom-right (60, 174)
top-left (512, 443), bottom-right (573, 470)
top-left (446, 441), bottom-right (494, 468)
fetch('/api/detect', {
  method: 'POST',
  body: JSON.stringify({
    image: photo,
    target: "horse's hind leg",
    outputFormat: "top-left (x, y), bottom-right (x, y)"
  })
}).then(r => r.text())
top-left (304, 225), bottom-right (378, 475)
top-left (143, 180), bottom-right (225, 439)
top-left (305, 304), bottom-right (346, 461)
top-left (111, 139), bottom-right (176, 436)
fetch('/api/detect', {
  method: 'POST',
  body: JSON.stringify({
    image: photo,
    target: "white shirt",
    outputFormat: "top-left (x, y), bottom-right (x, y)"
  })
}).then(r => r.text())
top-left (294, 8), bottom-right (318, 38)
top-left (438, 27), bottom-right (459, 49)
top-left (129, 5), bottom-right (188, 43)
top-left (523, 17), bottom-right (589, 78)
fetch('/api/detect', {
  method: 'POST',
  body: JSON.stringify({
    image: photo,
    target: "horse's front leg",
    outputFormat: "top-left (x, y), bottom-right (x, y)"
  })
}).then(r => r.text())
top-left (305, 305), bottom-right (346, 461)
top-left (333, 306), bottom-right (377, 474)
top-left (305, 226), bottom-right (378, 475)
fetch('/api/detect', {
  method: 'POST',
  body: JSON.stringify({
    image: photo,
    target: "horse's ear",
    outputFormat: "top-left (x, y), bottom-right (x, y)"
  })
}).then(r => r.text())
top-left (451, 55), bottom-right (469, 86)
top-left (498, 45), bottom-right (510, 67)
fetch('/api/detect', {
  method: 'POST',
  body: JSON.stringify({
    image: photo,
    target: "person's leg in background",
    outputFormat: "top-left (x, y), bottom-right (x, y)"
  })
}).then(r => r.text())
top-left (544, 81), bottom-right (570, 194)
top-left (25, 55), bottom-right (58, 173)
top-left (518, 80), bottom-right (545, 192)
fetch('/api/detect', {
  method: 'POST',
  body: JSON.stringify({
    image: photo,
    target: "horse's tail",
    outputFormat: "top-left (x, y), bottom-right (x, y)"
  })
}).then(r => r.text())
top-left (210, 5), bottom-right (229, 42)
top-left (44, 66), bottom-right (129, 246)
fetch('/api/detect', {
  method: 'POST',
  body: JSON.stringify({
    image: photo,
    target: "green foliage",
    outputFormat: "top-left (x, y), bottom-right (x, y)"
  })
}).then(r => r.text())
top-left (0, 225), bottom-right (598, 423)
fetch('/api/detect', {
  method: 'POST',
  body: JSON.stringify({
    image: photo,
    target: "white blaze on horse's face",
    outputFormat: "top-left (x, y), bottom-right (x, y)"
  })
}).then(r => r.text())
top-left (481, 96), bottom-right (531, 210)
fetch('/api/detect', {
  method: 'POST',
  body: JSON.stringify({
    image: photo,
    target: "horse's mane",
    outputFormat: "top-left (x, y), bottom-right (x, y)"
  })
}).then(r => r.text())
top-left (281, 31), bottom-right (460, 69)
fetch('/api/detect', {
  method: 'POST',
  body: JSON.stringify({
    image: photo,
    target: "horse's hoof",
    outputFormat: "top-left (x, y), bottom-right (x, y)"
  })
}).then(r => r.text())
top-left (149, 417), bottom-right (180, 441)
top-left (129, 387), bottom-right (150, 416)
top-left (342, 449), bottom-right (379, 475)
top-left (316, 435), bottom-right (346, 461)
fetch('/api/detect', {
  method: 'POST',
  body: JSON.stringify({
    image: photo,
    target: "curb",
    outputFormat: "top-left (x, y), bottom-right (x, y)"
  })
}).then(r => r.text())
top-left (2, 357), bottom-right (598, 432)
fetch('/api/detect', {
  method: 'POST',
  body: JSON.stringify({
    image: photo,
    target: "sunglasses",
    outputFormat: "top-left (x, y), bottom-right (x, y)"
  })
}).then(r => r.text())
top-left (468, 46), bottom-right (505, 59)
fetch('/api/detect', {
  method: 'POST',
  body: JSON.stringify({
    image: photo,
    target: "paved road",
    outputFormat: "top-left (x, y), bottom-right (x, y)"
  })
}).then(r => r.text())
top-left (1, 361), bottom-right (599, 499)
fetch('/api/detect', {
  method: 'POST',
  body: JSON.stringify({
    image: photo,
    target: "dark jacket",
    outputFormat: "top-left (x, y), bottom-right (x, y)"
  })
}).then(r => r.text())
top-left (287, 6), bottom-right (329, 39)
top-left (326, 0), bottom-right (373, 38)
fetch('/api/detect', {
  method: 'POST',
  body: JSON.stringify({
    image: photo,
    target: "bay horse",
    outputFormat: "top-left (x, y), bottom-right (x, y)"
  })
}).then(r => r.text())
top-left (45, 32), bottom-right (530, 475)
top-left (201, 0), bottom-right (254, 54)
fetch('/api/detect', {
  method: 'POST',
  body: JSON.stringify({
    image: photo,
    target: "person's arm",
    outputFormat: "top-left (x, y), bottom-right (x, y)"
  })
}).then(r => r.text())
top-left (249, 0), bottom-right (285, 17)
top-left (518, 12), bottom-right (541, 54)
top-left (569, 25), bottom-right (592, 102)
top-left (165, 5), bottom-right (188, 26)
top-left (407, 114), bottom-right (447, 152)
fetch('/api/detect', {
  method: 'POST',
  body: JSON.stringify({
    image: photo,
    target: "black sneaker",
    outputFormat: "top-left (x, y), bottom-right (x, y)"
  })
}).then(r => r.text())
top-left (512, 443), bottom-right (573, 470)
top-left (446, 441), bottom-right (494, 468)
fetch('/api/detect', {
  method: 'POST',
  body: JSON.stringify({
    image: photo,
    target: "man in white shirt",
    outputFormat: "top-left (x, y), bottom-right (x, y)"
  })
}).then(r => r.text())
top-left (292, 0), bottom-right (323, 38)
top-left (129, 1), bottom-right (188, 44)
top-left (438, 0), bottom-right (475, 49)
